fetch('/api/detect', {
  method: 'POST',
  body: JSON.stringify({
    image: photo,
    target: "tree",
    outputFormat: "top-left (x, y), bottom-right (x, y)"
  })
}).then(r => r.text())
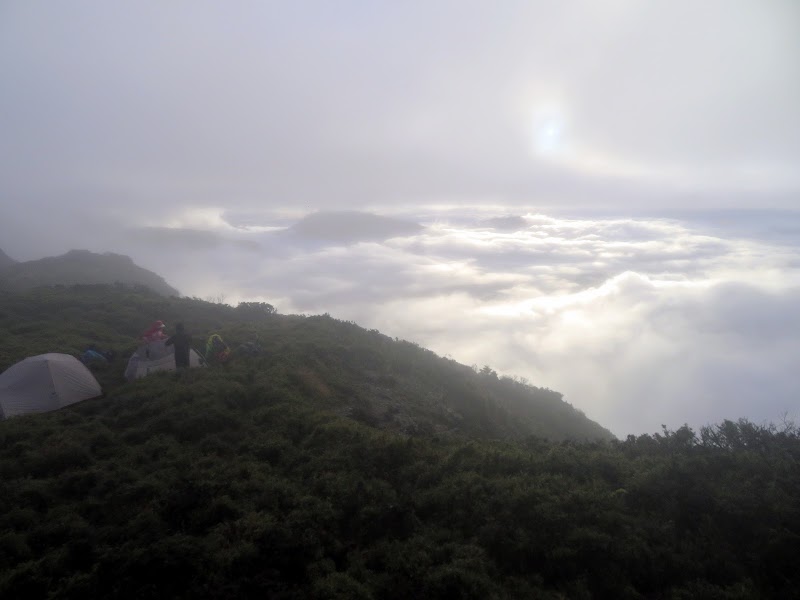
top-left (235, 302), bottom-right (277, 319)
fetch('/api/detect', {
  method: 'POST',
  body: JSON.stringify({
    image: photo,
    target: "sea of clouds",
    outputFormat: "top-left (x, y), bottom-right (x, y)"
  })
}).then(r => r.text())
top-left (91, 207), bottom-right (796, 438)
top-left (6, 206), bottom-right (798, 437)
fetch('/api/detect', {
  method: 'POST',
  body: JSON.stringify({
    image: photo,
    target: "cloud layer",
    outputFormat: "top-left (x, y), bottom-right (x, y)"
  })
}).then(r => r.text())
top-left (72, 208), bottom-right (798, 438)
top-left (1, 3), bottom-right (799, 436)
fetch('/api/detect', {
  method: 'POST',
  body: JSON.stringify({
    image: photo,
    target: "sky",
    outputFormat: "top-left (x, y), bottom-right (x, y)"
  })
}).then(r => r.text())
top-left (1, 1), bottom-right (799, 436)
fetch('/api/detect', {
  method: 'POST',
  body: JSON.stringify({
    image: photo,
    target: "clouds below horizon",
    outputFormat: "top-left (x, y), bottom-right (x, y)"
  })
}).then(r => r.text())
top-left (1, 2), bottom-right (799, 436)
top-left (12, 208), bottom-right (791, 438)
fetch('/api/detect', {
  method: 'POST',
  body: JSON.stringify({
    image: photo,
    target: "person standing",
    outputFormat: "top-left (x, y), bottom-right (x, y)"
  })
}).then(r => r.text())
top-left (166, 322), bottom-right (192, 369)
top-left (141, 320), bottom-right (167, 343)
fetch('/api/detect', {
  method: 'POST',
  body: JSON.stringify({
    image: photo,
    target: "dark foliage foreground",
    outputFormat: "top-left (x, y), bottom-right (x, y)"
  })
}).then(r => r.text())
top-left (1, 387), bottom-right (798, 599)
top-left (0, 286), bottom-right (798, 598)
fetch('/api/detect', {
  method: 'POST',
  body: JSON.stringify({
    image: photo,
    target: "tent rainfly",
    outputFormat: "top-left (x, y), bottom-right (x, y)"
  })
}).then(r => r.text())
top-left (0, 353), bottom-right (102, 419)
top-left (124, 340), bottom-right (204, 381)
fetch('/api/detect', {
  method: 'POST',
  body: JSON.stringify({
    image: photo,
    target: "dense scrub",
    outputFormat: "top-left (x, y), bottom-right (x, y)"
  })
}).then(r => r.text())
top-left (0, 286), bottom-right (798, 598)
top-left (1, 389), bottom-right (798, 598)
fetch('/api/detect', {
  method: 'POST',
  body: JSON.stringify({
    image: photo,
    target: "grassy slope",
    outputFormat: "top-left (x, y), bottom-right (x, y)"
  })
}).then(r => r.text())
top-left (0, 286), bottom-right (798, 599)
top-left (0, 285), bottom-right (613, 442)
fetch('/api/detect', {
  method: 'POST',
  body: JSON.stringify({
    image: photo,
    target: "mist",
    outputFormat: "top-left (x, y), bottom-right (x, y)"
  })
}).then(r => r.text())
top-left (1, 1), bottom-right (799, 436)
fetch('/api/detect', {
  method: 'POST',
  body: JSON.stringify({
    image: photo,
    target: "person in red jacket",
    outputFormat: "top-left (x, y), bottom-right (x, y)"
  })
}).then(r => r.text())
top-left (141, 320), bottom-right (167, 343)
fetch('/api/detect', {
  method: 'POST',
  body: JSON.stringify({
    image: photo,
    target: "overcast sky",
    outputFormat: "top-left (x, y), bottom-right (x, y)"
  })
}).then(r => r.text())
top-left (1, 1), bottom-right (799, 436)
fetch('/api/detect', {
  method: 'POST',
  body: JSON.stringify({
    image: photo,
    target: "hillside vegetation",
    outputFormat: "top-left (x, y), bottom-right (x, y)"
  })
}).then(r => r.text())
top-left (0, 285), bottom-right (610, 441)
top-left (0, 286), bottom-right (798, 598)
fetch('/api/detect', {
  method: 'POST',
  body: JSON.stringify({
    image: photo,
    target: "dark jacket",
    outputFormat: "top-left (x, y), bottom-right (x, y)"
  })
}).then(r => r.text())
top-left (166, 331), bottom-right (192, 367)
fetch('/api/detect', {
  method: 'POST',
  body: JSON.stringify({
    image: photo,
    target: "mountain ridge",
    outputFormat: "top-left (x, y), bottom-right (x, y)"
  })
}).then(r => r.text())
top-left (0, 248), bottom-right (16, 268)
top-left (0, 285), bottom-right (612, 441)
top-left (0, 249), bottom-right (179, 296)
top-left (281, 210), bottom-right (424, 244)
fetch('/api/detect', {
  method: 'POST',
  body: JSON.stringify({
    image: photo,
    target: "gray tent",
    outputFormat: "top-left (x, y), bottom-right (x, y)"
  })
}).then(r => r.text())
top-left (124, 340), bottom-right (204, 381)
top-left (0, 353), bottom-right (102, 419)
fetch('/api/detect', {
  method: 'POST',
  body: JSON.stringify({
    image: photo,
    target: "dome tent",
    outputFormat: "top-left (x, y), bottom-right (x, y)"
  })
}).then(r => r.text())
top-left (0, 353), bottom-right (102, 419)
top-left (124, 340), bottom-right (205, 381)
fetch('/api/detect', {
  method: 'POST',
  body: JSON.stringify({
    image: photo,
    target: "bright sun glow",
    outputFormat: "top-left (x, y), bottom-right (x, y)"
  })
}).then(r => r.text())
top-left (536, 118), bottom-right (563, 154)
top-left (527, 102), bottom-right (660, 179)
top-left (531, 106), bottom-right (568, 158)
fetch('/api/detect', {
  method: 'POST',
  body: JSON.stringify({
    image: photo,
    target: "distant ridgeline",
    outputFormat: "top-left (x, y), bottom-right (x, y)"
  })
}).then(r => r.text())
top-left (0, 248), bottom-right (16, 269)
top-left (0, 249), bottom-right (179, 296)
top-left (281, 210), bottom-right (424, 244)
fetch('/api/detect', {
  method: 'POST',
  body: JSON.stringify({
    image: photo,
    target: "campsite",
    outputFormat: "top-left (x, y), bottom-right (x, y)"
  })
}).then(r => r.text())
top-left (1, 284), bottom-right (798, 599)
top-left (3, 1), bottom-right (799, 596)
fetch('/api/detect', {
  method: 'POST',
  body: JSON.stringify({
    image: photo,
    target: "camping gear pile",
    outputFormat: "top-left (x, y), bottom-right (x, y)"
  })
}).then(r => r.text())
top-left (81, 347), bottom-right (115, 366)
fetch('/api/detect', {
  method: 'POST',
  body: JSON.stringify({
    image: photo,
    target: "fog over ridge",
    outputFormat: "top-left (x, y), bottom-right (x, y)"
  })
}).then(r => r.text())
top-left (1, 1), bottom-right (798, 435)
top-left (4, 208), bottom-right (785, 438)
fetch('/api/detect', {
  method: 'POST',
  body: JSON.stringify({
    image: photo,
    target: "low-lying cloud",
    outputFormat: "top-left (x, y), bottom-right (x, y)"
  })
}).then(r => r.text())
top-left (2, 2), bottom-right (798, 438)
top-left (80, 208), bottom-right (799, 437)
